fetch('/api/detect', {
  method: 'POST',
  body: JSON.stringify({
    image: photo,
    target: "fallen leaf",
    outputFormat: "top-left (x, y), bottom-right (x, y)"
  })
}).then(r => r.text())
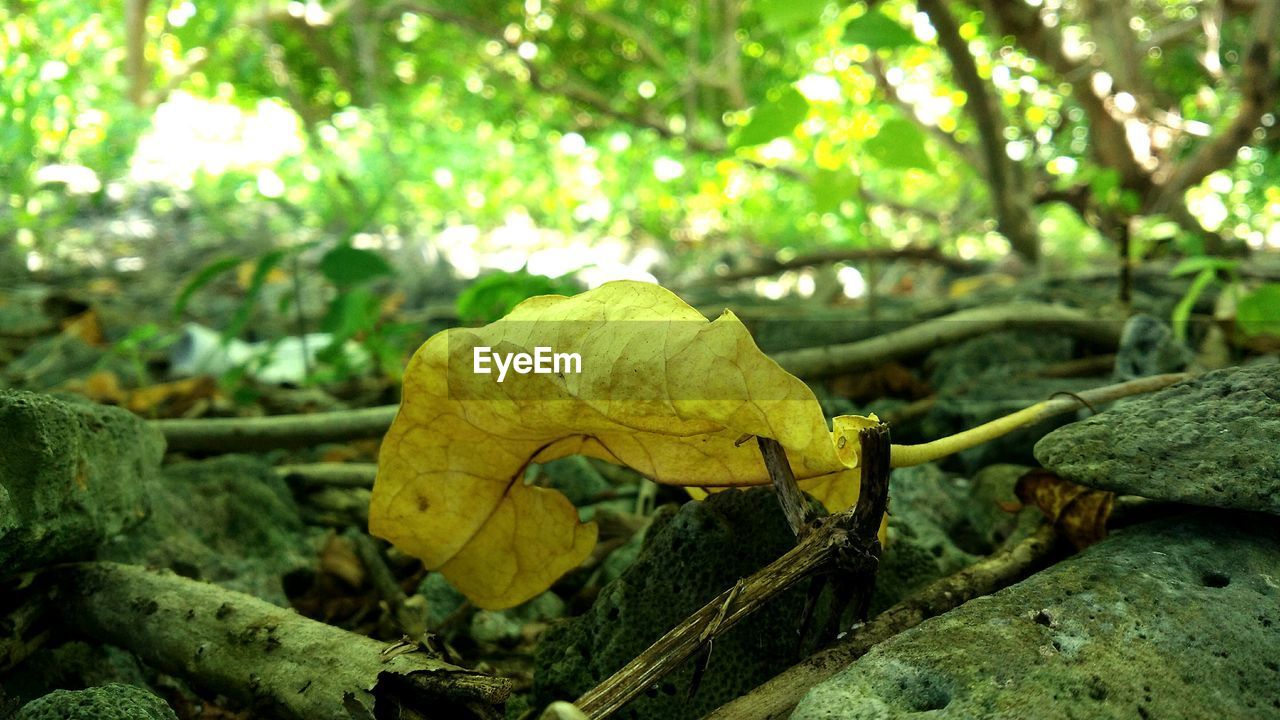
top-left (1016, 469), bottom-right (1114, 549)
top-left (236, 259), bottom-right (288, 288)
top-left (371, 280), bottom-right (873, 609)
top-left (828, 362), bottom-right (931, 402)
top-left (66, 370), bottom-right (128, 405)
top-left (319, 533), bottom-right (366, 588)
top-left (60, 309), bottom-right (104, 346)
top-left (126, 376), bottom-right (218, 416)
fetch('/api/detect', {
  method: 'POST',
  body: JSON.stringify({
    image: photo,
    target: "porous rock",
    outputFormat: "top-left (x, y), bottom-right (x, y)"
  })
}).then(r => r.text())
top-left (792, 512), bottom-right (1280, 719)
top-left (533, 487), bottom-right (827, 720)
top-left (15, 683), bottom-right (177, 720)
top-left (0, 391), bottom-right (165, 576)
top-left (97, 455), bottom-right (316, 605)
top-left (1035, 362), bottom-right (1280, 514)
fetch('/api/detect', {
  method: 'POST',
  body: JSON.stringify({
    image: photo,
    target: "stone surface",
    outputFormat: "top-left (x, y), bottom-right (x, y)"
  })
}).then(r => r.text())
top-left (873, 464), bottom-right (1038, 613)
top-left (1035, 363), bottom-right (1280, 514)
top-left (15, 683), bottom-right (177, 720)
top-left (538, 456), bottom-right (612, 507)
top-left (1112, 314), bottom-right (1191, 380)
top-left (0, 391), bottom-right (165, 576)
top-left (471, 591), bottom-right (567, 646)
top-left (97, 455), bottom-right (317, 605)
top-left (534, 488), bottom-right (830, 720)
top-left (0, 643), bottom-right (155, 710)
top-left (922, 331), bottom-right (1101, 472)
top-left (792, 512), bottom-right (1280, 719)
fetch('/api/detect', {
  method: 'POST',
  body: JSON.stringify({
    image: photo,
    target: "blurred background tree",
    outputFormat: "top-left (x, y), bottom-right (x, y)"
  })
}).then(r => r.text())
top-left (2, 0), bottom-right (1278, 295)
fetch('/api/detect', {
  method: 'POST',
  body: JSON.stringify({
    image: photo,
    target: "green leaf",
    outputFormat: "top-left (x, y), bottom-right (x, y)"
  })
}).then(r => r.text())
top-left (225, 249), bottom-right (287, 341)
top-left (1171, 268), bottom-right (1217, 342)
top-left (320, 244), bottom-right (393, 287)
top-left (321, 286), bottom-right (380, 340)
top-left (811, 169), bottom-right (861, 214)
top-left (173, 256), bottom-right (241, 319)
top-left (1236, 283), bottom-right (1280, 337)
top-left (456, 270), bottom-right (582, 323)
top-left (865, 119), bottom-right (933, 170)
top-left (733, 86), bottom-right (810, 148)
top-left (842, 10), bottom-right (920, 50)
top-left (1169, 256), bottom-right (1240, 278)
top-left (757, 0), bottom-right (830, 33)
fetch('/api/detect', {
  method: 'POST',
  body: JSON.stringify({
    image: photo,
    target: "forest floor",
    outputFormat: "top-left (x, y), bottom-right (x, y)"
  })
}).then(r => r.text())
top-left (2, 237), bottom-right (1278, 720)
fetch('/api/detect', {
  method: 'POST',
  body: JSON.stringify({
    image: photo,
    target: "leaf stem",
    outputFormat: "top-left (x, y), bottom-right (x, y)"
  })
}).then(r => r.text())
top-left (888, 372), bottom-right (1190, 468)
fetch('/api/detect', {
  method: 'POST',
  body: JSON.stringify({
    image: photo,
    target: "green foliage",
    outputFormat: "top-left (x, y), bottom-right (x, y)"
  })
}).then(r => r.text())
top-left (7, 0), bottom-right (1280, 322)
top-left (320, 244), bottom-right (394, 288)
top-left (757, 0), bottom-right (830, 33)
top-left (456, 270), bottom-right (583, 324)
top-left (865, 119), bottom-right (933, 170)
top-left (733, 86), bottom-right (810, 148)
top-left (173, 240), bottom-right (411, 384)
top-left (1169, 257), bottom-right (1240, 342)
top-left (101, 323), bottom-right (178, 386)
top-left (842, 10), bottom-right (921, 50)
top-left (173, 257), bottom-right (242, 319)
top-left (1235, 284), bottom-right (1280, 338)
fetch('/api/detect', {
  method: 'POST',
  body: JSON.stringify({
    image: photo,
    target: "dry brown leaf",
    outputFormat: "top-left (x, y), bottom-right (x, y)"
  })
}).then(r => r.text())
top-left (1016, 469), bottom-right (1114, 549)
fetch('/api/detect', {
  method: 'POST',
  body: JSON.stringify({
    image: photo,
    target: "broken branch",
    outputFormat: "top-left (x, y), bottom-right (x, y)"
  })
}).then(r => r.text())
top-left (571, 423), bottom-right (892, 719)
top-left (31, 562), bottom-right (509, 720)
top-left (702, 522), bottom-right (1061, 720)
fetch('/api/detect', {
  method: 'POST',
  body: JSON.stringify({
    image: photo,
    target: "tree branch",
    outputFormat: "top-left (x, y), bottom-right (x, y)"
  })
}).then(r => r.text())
top-left (918, 0), bottom-right (1040, 261)
top-left (982, 0), bottom-right (1150, 190)
top-left (27, 562), bottom-right (509, 720)
top-left (702, 522), bottom-right (1061, 720)
top-left (571, 424), bottom-right (893, 720)
top-left (1149, 0), bottom-right (1279, 212)
top-left (771, 302), bottom-right (1125, 378)
top-left (866, 58), bottom-right (979, 167)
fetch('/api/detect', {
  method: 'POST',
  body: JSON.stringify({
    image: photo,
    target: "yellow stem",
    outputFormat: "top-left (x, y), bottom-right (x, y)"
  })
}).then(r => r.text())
top-left (889, 401), bottom-right (1051, 468)
top-left (886, 371), bottom-right (1191, 468)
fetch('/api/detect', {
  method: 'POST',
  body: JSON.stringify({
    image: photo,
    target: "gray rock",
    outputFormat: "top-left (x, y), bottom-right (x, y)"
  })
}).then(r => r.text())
top-left (873, 464), bottom-right (1038, 613)
top-left (1035, 363), bottom-right (1280, 514)
top-left (471, 591), bottom-right (566, 646)
top-left (792, 512), bottom-right (1280, 719)
top-left (98, 455), bottom-right (316, 604)
top-left (539, 456), bottom-right (613, 507)
top-left (419, 571), bottom-right (469, 633)
top-left (16, 683), bottom-right (177, 720)
top-left (534, 488), bottom-right (830, 720)
top-left (921, 331), bottom-right (1104, 472)
top-left (1113, 314), bottom-right (1191, 380)
top-left (0, 642), bottom-right (154, 710)
top-left (0, 391), bottom-right (165, 576)
top-left (419, 571), bottom-right (468, 633)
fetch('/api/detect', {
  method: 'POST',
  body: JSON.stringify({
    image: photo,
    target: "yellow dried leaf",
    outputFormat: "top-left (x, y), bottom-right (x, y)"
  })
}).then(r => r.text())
top-left (371, 281), bottom-right (870, 609)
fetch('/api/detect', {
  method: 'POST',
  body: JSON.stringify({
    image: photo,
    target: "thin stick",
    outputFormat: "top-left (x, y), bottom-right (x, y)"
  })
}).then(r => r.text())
top-left (154, 405), bottom-right (398, 452)
top-left (349, 530), bottom-right (429, 640)
top-left (686, 246), bottom-right (982, 287)
top-left (30, 562), bottom-right (509, 720)
top-left (889, 372), bottom-right (1189, 467)
top-left (278, 462), bottom-right (378, 487)
top-left (756, 436), bottom-right (813, 537)
top-left (702, 522), bottom-right (1060, 720)
top-left (572, 424), bottom-right (893, 720)
top-left (771, 303), bottom-right (1125, 378)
